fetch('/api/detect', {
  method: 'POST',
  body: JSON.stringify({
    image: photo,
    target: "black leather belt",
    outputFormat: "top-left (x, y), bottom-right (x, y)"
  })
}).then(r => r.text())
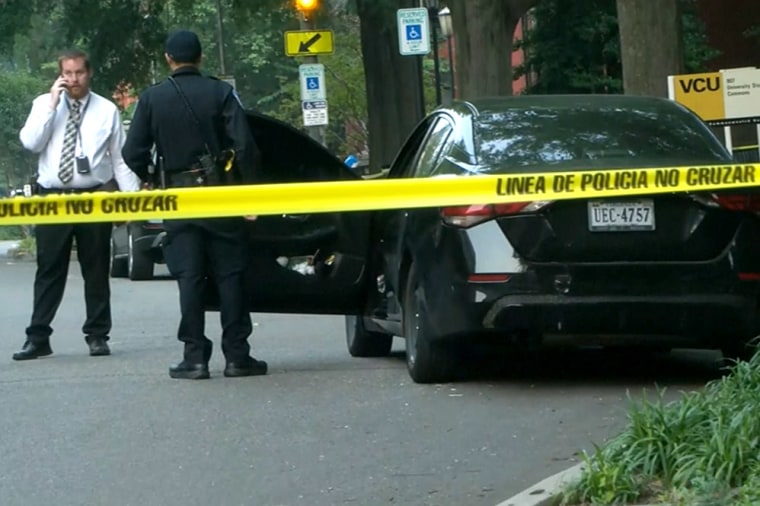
top-left (38, 184), bottom-right (103, 195)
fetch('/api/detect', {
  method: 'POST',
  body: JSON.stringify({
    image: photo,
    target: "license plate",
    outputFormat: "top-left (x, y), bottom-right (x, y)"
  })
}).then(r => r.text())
top-left (587, 199), bottom-right (655, 231)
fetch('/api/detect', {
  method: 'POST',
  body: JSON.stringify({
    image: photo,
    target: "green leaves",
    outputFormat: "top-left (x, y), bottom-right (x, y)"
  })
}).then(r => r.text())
top-left (517, 0), bottom-right (719, 95)
top-left (564, 348), bottom-right (760, 505)
top-left (0, 71), bottom-right (47, 190)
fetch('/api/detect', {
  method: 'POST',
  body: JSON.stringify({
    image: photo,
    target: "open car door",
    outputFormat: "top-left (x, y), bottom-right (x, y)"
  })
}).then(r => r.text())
top-left (204, 112), bottom-right (372, 315)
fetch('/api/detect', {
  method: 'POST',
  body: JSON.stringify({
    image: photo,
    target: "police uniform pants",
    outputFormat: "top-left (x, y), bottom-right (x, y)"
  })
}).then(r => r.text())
top-left (162, 218), bottom-right (252, 363)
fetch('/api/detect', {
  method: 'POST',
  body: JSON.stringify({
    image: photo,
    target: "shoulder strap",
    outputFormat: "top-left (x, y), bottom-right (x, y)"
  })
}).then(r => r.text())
top-left (167, 76), bottom-right (213, 155)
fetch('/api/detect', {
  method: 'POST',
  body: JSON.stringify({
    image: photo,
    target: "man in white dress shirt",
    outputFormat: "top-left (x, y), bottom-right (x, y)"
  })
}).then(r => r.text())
top-left (14, 48), bottom-right (141, 361)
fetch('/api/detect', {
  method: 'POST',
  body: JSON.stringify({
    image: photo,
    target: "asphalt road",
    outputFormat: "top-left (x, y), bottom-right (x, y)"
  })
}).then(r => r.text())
top-left (0, 259), bottom-right (725, 506)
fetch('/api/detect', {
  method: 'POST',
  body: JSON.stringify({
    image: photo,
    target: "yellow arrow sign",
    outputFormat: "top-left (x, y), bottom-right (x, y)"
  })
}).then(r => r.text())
top-left (284, 30), bottom-right (334, 57)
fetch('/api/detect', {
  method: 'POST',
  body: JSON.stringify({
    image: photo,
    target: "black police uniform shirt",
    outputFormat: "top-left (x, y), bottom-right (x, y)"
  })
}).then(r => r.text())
top-left (121, 66), bottom-right (258, 184)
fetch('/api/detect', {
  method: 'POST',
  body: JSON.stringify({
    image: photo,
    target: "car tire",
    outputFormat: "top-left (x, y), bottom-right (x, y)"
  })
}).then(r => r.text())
top-left (110, 235), bottom-right (128, 278)
top-left (403, 263), bottom-right (459, 384)
top-left (345, 315), bottom-right (393, 357)
top-left (128, 226), bottom-right (154, 281)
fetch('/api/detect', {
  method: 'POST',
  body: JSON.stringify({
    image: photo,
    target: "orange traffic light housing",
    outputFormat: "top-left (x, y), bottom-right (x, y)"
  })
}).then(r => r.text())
top-left (295, 0), bottom-right (319, 13)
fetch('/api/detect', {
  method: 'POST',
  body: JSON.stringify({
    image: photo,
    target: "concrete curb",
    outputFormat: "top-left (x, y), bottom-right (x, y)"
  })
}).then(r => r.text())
top-left (495, 462), bottom-right (585, 506)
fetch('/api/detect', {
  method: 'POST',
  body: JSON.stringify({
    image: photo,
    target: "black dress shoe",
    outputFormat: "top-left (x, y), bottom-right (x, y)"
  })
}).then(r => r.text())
top-left (86, 336), bottom-right (110, 357)
top-left (12, 340), bottom-right (53, 361)
top-left (224, 357), bottom-right (268, 378)
top-left (169, 361), bottom-right (210, 380)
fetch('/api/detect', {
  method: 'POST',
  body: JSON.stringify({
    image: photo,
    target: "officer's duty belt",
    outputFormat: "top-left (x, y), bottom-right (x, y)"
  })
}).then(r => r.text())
top-left (165, 170), bottom-right (214, 188)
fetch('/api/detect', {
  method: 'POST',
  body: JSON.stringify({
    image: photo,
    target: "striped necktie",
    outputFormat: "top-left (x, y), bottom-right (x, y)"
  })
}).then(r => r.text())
top-left (58, 99), bottom-right (82, 184)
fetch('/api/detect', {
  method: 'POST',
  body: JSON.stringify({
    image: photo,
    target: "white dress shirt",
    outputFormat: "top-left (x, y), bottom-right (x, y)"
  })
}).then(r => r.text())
top-left (19, 91), bottom-right (141, 191)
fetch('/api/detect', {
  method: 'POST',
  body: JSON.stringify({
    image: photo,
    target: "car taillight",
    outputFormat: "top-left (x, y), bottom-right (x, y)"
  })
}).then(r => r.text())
top-left (441, 201), bottom-right (551, 227)
top-left (711, 193), bottom-right (760, 212)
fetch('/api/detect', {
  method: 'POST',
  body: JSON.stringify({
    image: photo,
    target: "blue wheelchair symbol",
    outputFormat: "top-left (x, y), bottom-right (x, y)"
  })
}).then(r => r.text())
top-left (306, 77), bottom-right (319, 90)
top-left (406, 24), bottom-right (422, 41)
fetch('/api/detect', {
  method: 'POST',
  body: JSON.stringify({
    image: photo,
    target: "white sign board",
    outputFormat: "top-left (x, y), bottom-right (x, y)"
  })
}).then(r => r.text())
top-left (299, 64), bottom-right (326, 101)
top-left (302, 100), bottom-right (328, 126)
top-left (721, 67), bottom-right (760, 124)
top-left (397, 8), bottom-right (430, 56)
top-left (668, 67), bottom-right (760, 127)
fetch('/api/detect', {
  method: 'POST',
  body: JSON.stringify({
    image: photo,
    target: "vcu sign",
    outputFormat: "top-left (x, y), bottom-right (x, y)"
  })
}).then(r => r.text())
top-left (669, 71), bottom-right (725, 123)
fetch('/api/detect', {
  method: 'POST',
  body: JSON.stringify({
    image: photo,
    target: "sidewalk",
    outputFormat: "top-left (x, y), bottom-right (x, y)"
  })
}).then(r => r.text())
top-left (496, 462), bottom-right (661, 506)
top-left (0, 240), bottom-right (21, 258)
top-left (496, 463), bottom-right (584, 506)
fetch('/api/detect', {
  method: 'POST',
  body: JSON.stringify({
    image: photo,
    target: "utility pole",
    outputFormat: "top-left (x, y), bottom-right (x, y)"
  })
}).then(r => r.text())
top-left (293, 0), bottom-right (328, 147)
top-left (299, 14), bottom-right (326, 146)
top-left (214, 0), bottom-right (227, 75)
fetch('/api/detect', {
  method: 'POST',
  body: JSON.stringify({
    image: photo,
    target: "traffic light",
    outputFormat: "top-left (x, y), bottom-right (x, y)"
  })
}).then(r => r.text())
top-left (295, 0), bottom-right (319, 14)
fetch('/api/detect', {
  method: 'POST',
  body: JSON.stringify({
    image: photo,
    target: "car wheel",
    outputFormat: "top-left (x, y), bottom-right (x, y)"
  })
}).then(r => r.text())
top-left (403, 263), bottom-right (459, 384)
top-left (109, 235), bottom-right (127, 278)
top-left (128, 227), bottom-right (154, 281)
top-left (345, 315), bottom-right (393, 357)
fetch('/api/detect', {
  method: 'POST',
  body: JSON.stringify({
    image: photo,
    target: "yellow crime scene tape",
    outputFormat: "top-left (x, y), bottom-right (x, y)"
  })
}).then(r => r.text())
top-left (0, 163), bottom-right (758, 226)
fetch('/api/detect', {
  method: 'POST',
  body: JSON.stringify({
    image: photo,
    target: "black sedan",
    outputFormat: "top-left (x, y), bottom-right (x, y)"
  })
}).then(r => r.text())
top-left (198, 98), bottom-right (760, 384)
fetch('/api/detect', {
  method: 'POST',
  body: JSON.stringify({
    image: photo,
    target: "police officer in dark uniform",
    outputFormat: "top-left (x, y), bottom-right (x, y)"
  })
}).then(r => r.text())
top-left (122, 30), bottom-right (267, 380)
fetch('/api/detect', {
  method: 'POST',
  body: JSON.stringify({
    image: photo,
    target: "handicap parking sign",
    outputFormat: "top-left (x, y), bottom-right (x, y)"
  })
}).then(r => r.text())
top-left (406, 24), bottom-right (422, 40)
top-left (397, 8), bottom-right (430, 56)
top-left (299, 64), bottom-right (326, 101)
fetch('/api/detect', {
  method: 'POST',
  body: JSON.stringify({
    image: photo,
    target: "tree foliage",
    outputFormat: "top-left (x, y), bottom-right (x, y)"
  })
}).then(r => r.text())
top-left (264, 10), bottom-right (368, 156)
top-left (516, 0), bottom-right (719, 95)
top-left (0, 0), bottom-right (372, 180)
top-left (516, 0), bottom-right (620, 94)
top-left (0, 71), bottom-right (47, 190)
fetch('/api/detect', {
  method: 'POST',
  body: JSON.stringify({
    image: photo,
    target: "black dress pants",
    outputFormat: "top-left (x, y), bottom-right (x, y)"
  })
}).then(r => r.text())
top-left (26, 222), bottom-right (112, 343)
top-left (162, 218), bottom-right (252, 364)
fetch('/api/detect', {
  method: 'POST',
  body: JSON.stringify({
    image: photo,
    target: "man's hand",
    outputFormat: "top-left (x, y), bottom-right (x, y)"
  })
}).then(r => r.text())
top-left (50, 76), bottom-right (68, 110)
top-left (244, 215), bottom-right (257, 221)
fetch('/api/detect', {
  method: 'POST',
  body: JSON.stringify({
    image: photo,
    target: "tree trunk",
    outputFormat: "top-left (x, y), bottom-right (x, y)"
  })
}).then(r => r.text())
top-left (356, 0), bottom-right (425, 170)
top-left (447, 0), bottom-right (537, 98)
top-left (616, 0), bottom-right (683, 96)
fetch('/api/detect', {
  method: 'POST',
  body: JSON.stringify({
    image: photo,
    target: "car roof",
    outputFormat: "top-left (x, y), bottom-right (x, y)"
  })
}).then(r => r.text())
top-left (446, 94), bottom-right (684, 118)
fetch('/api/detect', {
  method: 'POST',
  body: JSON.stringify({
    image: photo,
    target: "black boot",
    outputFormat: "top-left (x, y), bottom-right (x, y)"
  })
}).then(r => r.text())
top-left (169, 361), bottom-right (210, 380)
top-left (13, 340), bottom-right (53, 361)
top-left (224, 357), bottom-right (268, 378)
top-left (86, 335), bottom-right (111, 357)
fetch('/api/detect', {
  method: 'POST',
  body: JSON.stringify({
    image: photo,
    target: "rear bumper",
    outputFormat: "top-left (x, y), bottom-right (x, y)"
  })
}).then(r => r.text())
top-left (482, 293), bottom-right (759, 346)
top-left (420, 273), bottom-right (760, 348)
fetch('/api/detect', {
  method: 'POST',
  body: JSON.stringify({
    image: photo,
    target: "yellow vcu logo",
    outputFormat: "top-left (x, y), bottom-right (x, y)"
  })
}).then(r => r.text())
top-left (678, 76), bottom-right (721, 93)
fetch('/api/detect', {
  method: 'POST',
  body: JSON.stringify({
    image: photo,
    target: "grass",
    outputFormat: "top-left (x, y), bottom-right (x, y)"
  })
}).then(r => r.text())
top-left (0, 225), bottom-right (28, 240)
top-left (561, 348), bottom-right (760, 505)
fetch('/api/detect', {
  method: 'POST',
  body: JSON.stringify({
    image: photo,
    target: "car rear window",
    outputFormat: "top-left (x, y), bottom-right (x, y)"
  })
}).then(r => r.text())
top-left (473, 103), bottom-right (731, 173)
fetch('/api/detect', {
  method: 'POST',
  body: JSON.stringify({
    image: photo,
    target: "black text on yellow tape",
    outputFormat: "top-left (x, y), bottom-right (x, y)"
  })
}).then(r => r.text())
top-left (1, 164), bottom-right (758, 226)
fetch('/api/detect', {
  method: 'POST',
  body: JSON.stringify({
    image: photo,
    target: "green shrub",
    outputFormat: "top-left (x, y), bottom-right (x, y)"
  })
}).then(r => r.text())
top-left (563, 349), bottom-right (760, 505)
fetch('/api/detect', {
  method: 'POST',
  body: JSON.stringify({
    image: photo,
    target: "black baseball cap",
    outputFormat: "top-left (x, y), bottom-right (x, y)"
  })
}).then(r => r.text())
top-left (165, 30), bottom-right (202, 63)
